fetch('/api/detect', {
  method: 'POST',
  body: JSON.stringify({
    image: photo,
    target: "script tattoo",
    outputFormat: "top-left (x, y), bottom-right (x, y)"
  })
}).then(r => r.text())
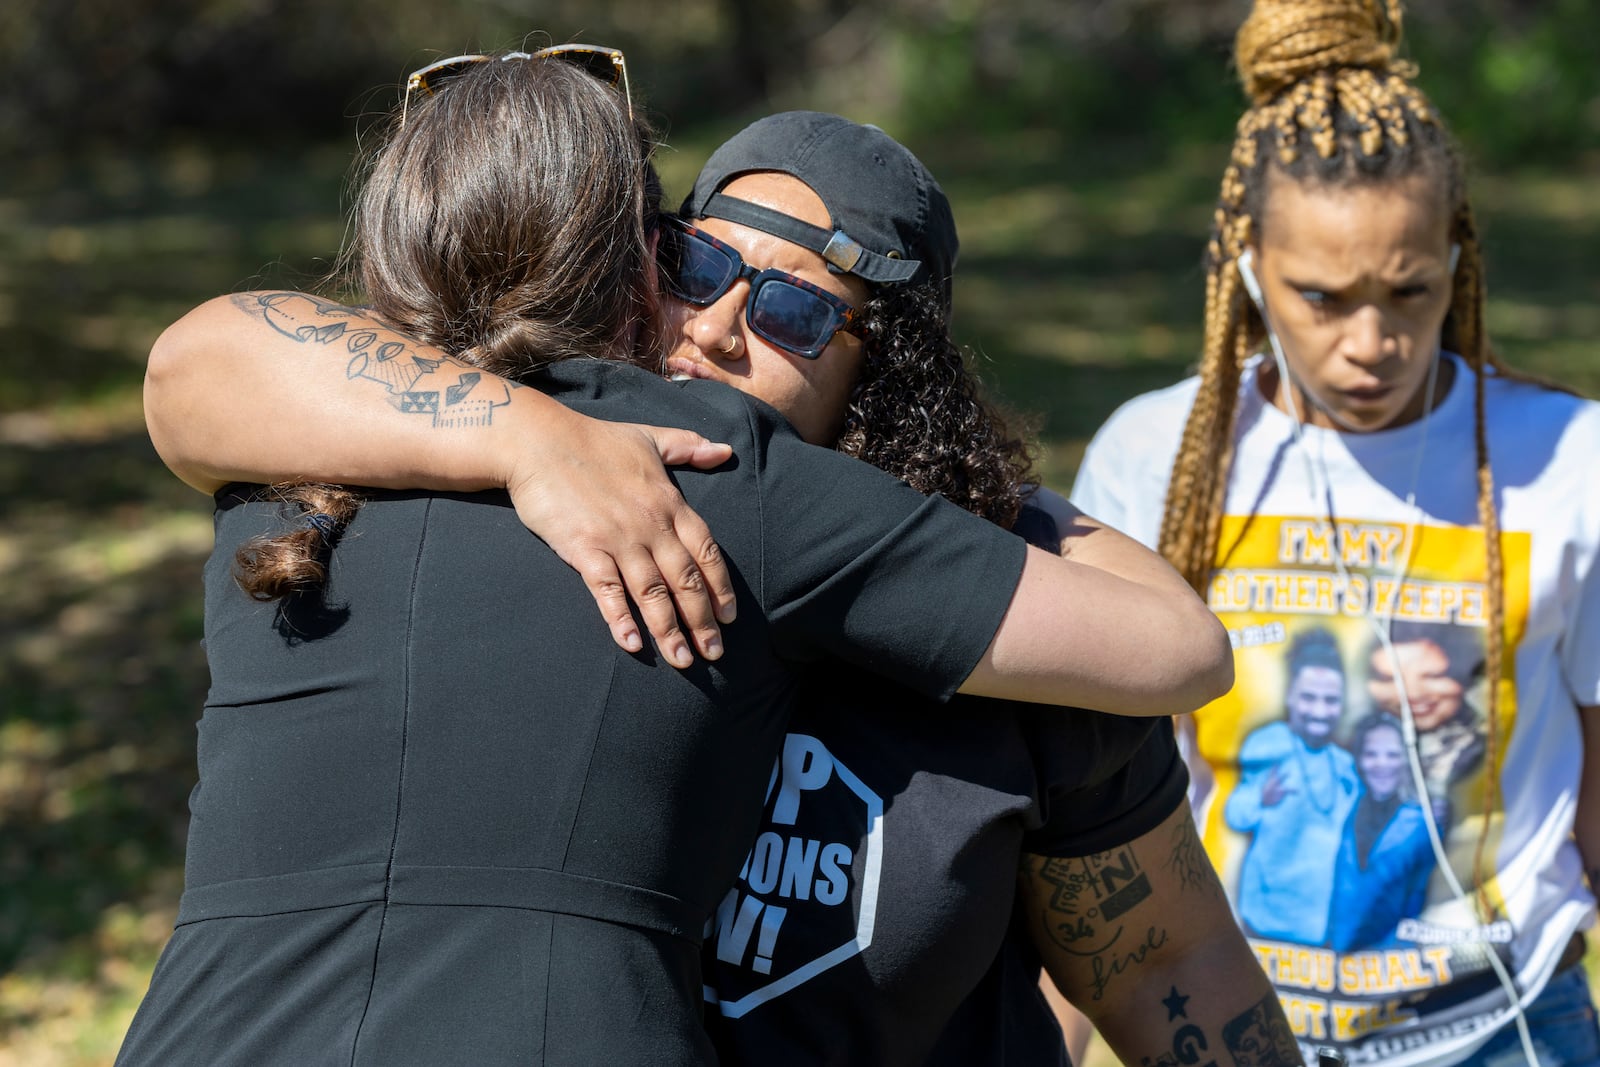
top-left (1086, 924), bottom-right (1169, 1002)
top-left (230, 291), bottom-right (515, 427)
top-left (1033, 844), bottom-right (1168, 1002)
top-left (1221, 993), bottom-right (1301, 1066)
top-left (1166, 814), bottom-right (1222, 898)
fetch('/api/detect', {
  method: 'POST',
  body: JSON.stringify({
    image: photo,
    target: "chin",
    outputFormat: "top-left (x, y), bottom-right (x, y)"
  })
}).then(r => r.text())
top-left (1328, 407), bottom-right (1404, 433)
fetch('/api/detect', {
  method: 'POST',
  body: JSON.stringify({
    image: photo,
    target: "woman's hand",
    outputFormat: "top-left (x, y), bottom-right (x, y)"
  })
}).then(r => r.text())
top-left (500, 408), bottom-right (737, 668)
top-left (147, 292), bottom-right (739, 667)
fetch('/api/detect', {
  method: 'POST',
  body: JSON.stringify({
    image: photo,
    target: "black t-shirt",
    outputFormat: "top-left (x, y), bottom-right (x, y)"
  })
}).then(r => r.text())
top-left (702, 509), bottom-right (1189, 1067)
top-left (117, 361), bottom-right (1026, 1067)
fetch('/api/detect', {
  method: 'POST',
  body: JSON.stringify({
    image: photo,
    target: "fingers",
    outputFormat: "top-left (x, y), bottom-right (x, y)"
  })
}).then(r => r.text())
top-left (625, 523), bottom-right (729, 663)
top-left (615, 548), bottom-right (698, 669)
top-left (502, 416), bottom-right (738, 668)
top-left (641, 425), bottom-right (734, 471)
top-left (568, 543), bottom-right (722, 669)
top-left (633, 422), bottom-right (738, 635)
top-left (571, 553), bottom-right (647, 656)
top-left (688, 439), bottom-right (735, 469)
top-left (673, 506), bottom-right (736, 627)
top-left (609, 470), bottom-right (729, 663)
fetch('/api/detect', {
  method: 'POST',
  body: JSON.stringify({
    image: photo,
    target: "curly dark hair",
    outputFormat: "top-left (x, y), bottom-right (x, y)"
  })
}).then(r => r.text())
top-left (836, 280), bottom-right (1036, 529)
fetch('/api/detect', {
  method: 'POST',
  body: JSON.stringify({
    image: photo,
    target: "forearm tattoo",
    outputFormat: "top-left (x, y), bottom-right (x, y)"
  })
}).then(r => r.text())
top-left (231, 292), bottom-right (515, 427)
top-left (1035, 850), bottom-right (1167, 1002)
top-left (1221, 992), bottom-right (1302, 1065)
top-left (1166, 812), bottom-right (1223, 899)
top-left (1138, 987), bottom-right (1300, 1067)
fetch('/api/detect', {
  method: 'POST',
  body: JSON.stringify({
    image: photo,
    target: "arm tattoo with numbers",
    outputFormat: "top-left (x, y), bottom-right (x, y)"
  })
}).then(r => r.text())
top-left (1034, 849), bottom-right (1167, 1001)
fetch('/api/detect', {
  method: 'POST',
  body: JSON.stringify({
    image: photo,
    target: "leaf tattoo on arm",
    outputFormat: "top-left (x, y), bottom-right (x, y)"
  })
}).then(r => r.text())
top-left (230, 292), bottom-right (513, 427)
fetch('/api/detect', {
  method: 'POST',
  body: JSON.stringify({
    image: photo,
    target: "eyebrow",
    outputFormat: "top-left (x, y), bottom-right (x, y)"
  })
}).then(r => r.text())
top-left (1277, 265), bottom-right (1441, 293)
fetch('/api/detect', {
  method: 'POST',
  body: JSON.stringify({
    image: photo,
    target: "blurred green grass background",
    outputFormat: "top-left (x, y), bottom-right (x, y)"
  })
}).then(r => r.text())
top-left (2, 1), bottom-right (1597, 1062)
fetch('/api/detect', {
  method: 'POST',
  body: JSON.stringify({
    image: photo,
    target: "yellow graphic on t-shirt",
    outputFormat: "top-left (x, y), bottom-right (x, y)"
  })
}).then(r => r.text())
top-left (1191, 514), bottom-right (1530, 1040)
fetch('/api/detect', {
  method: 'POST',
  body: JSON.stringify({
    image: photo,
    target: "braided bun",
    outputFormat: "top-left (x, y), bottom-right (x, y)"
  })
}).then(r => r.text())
top-left (1163, 0), bottom-right (1571, 922)
top-left (1235, 0), bottom-right (1409, 106)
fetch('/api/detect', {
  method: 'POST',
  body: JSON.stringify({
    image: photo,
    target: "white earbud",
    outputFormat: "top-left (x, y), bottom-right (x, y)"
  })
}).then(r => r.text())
top-left (1448, 242), bottom-right (1461, 274)
top-left (1237, 248), bottom-right (1265, 308)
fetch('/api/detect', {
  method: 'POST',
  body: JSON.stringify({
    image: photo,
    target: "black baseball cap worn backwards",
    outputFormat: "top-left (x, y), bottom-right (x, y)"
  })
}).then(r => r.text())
top-left (680, 111), bottom-right (958, 292)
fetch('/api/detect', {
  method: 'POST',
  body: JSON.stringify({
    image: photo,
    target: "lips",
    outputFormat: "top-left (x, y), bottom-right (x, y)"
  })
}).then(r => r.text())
top-left (663, 357), bottom-right (716, 382)
top-left (1338, 383), bottom-right (1395, 404)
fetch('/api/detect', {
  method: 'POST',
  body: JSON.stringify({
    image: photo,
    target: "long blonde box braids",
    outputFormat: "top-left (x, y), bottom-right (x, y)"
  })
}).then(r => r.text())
top-left (1163, 0), bottom-right (1534, 918)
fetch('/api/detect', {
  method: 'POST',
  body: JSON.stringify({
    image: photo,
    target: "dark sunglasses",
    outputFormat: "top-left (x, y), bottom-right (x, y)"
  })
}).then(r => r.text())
top-left (403, 45), bottom-right (632, 125)
top-left (659, 218), bottom-right (862, 360)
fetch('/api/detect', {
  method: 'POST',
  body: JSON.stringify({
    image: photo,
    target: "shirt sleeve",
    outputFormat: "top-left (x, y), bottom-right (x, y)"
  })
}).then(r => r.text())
top-left (1567, 575), bottom-right (1600, 708)
top-left (1068, 381), bottom-right (1196, 552)
top-left (1068, 416), bottom-right (1131, 531)
top-left (1561, 421), bottom-right (1600, 707)
top-left (1020, 713), bottom-right (1189, 858)
top-left (749, 406), bottom-right (1028, 703)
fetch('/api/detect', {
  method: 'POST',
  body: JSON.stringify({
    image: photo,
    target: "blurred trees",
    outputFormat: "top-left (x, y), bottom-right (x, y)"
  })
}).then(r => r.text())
top-left (6, 0), bottom-right (1596, 168)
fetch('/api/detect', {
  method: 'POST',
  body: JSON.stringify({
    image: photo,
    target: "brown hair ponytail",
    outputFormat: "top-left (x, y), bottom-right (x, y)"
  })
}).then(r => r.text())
top-left (233, 52), bottom-right (661, 604)
top-left (233, 485), bottom-right (363, 600)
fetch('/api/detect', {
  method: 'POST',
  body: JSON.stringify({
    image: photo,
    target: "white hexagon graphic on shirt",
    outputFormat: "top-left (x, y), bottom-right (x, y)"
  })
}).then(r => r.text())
top-left (703, 732), bottom-right (883, 1018)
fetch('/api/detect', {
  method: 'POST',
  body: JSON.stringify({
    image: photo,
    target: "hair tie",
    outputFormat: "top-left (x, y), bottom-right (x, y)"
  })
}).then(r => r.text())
top-left (304, 512), bottom-right (338, 539)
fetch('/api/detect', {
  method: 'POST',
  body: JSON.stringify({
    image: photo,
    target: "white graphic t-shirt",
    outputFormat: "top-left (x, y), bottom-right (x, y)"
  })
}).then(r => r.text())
top-left (1072, 355), bottom-right (1600, 1067)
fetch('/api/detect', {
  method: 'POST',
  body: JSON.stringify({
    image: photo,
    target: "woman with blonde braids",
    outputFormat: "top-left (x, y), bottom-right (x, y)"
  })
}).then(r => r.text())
top-left (1071, 0), bottom-right (1600, 1063)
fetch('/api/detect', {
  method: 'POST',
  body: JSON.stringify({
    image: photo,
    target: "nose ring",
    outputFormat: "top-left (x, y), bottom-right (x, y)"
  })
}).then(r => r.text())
top-left (717, 336), bottom-right (738, 354)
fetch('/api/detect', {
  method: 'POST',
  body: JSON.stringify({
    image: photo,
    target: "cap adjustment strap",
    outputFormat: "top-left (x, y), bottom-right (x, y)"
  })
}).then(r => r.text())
top-left (821, 231), bottom-right (865, 273)
top-left (699, 194), bottom-right (921, 285)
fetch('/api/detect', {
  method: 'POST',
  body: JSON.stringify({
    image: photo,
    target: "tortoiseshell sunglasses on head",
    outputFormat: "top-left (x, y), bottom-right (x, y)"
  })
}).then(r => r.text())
top-left (402, 45), bottom-right (632, 125)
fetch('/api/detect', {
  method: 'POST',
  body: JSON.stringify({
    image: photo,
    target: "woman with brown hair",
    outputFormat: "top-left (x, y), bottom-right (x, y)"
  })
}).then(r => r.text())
top-left (122, 47), bottom-right (1252, 1067)
top-left (1071, 0), bottom-right (1600, 1062)
top-left (1327, 712), bottom-right (1435, 952)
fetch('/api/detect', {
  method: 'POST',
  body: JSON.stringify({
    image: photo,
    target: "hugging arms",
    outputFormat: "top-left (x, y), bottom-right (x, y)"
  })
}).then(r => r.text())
top-left (147, 289), bottom-right (1233, 715)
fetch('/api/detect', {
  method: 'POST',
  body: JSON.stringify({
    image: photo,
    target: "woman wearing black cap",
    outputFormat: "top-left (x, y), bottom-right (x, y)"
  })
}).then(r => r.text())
top-left (140, 85), bottom-right (1289, 1067)
top-left (660, 114), bottom-right (1297, 1067)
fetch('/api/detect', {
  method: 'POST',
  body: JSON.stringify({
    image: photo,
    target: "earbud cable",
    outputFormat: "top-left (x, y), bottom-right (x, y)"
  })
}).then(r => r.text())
top-left (1241, 253), bottom-right (1538, 1064)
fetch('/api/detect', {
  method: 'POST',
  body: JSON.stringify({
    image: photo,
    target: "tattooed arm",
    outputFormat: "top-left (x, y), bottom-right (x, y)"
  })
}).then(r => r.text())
top-left (145, 292), bottom-right (736, 667)
top-left (1019, 802), bottom-right (1303, 1066)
